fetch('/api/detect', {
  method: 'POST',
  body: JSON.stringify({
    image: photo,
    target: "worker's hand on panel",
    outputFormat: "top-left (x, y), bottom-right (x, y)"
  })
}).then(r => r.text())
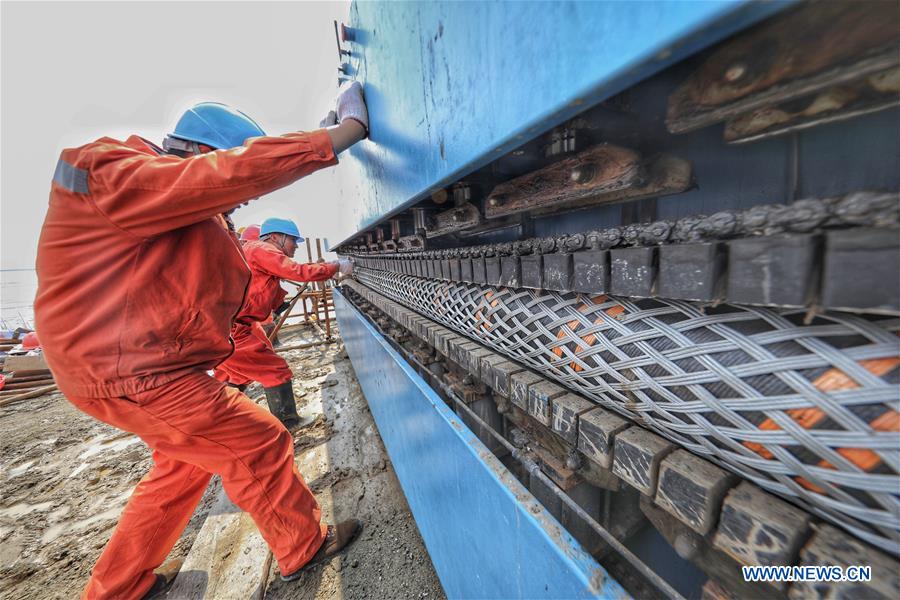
top-left (335, 80), bottom-right (368, 133)
top-left (325, 82), bottom-right (367, 152)
top-left (337, 259), bottom-right (354, 276)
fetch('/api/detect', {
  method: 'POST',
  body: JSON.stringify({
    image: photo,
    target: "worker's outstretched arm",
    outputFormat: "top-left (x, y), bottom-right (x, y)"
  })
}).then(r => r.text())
top-left (88, 130), bottom-right (338, 239)
top-left (86, 82), bottom-right (369, 239)
top-left (253, 247), bottom-right (339, 282)
top-left (327, 120), bottom-right (366, 154)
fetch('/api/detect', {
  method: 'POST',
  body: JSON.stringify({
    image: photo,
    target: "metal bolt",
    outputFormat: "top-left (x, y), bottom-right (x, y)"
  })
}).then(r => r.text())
top-left (488, 196), bottom-right (503, 207)
top-left (570, 163), bottom-right (595, 184)
top-left (674, 533), bottom-right (700, 560)
top-left (724, 62), bottom-right (747, 83)
top-left (452, 210), bottom-right (464, 222)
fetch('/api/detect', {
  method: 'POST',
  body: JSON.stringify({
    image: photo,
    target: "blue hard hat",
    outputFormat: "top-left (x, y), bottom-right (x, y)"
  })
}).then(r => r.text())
top-left (169, 102), bottom-right (266, 149)
top-left (261, 218), bottom-right (304, 241)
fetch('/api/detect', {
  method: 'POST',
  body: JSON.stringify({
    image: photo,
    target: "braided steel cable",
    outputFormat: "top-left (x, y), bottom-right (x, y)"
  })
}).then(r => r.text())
top-left (353, 267), bottom-right (900, 556)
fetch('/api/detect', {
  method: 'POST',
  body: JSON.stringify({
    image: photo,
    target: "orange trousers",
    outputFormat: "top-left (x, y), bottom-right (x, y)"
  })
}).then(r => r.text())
top-left (67, 371), bottom-right (326, 600)
top-left (214, 321), bottom-right (293, 388)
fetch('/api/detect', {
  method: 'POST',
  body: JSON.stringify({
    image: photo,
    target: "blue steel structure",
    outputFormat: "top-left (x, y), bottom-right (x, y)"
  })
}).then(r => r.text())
top-left (329, 1), bottom-right (850, 597)
top-left (333, 0), bottom-right (792, 246)
top-left (335, 289), bottom-right (629, 599)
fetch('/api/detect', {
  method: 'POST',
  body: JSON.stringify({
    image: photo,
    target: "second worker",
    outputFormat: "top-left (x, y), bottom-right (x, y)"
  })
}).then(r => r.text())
top-left (215, 217), bottom-right (351, 427)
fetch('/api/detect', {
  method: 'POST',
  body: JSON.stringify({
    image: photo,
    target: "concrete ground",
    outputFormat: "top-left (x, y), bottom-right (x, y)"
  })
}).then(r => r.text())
top-left (0, 324), bottom-right (445, 600)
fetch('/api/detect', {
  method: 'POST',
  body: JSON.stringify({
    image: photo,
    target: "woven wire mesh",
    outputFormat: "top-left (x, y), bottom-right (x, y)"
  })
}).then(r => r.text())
top-left (354, 267), bottom-right (900, 555)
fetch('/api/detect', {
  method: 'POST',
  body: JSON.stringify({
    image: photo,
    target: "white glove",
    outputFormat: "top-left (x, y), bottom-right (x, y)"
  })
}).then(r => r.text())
top-left (319, 110), bottom-right (337, 128)
top-left (337, 259), bottom-right (354, 276)
top-left (335, 81), bottom-right (368, 132)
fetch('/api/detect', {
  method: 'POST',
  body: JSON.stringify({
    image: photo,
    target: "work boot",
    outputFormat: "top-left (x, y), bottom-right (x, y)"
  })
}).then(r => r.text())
top-left (140, 559), bottom-right (182, 599)
top-left (280, 520), bottom-right (363, 581)
top-left (264, 382), bottom-right (300, 429)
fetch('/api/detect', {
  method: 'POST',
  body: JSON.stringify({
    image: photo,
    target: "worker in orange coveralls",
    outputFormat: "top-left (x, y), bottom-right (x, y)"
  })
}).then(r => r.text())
top-left (34, 81), bottom-right (367, 600)
top-left (214, 217), bottom-right (345, 428)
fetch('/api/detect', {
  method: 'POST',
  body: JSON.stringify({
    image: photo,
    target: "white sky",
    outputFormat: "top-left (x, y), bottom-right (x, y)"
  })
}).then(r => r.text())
top-left (1, 0), bottom-right (351, 270)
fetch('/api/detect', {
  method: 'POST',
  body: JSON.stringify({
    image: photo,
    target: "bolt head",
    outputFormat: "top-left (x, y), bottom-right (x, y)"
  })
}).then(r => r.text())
top-left (724, 62), bottom-right (747, 82)
top-left (570, 163), bottom-right (595, 184)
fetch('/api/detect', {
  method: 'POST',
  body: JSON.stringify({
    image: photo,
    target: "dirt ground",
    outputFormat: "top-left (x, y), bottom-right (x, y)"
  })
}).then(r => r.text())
top-left (0, 384), bottom-right (220, 600)
top-left (0, 324), bottom-right (445, 599)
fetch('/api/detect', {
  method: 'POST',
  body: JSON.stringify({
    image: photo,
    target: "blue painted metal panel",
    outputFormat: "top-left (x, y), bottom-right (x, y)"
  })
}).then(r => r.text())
top-left (334, 0), bottom-right (792, 245)
top-left (334, 288), bottom-right (629, 599)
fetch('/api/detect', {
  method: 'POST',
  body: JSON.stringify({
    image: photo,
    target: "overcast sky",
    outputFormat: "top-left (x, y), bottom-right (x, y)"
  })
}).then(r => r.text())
top-left (1, 0), bottom-right (351, 271)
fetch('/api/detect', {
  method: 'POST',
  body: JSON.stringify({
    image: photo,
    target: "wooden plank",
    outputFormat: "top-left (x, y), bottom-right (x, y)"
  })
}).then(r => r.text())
top-left (577, 407), bottom-right (629, 469)
top-left (788, 524), bottom-right (900, 600)
top-left (484, 144), bottom-right (643, 219)
top-left (550, 393), bottom-right (594, 445)
top-left (713, 481), bottom-right (810, 579)
top-left (725, 68), bottom-right (900, 143)
top-left (510, 371), bottom-right (544, 413)
top-left (2, 355), bottom-right (49, 373)
top-left (0, 377), bottom-right (55, 392)
top-left (479, 356), bottom-right (525, 398)
top-left (612, 427), bottom-right (674, 496)
top-left (1, 373), bottom-right (53, 384)
top-left (3, 368), bottom-right (52, 378)
top-left (654, 449), bottom-right (737, 535)
top-left (0, 384), bottom-right (58, 408)
top-left (425, 202), bottom-right (482, 238)
top-left (526, 380), bottom-right (566, 427)
top-left (667, 1), bottom-right (900, 133)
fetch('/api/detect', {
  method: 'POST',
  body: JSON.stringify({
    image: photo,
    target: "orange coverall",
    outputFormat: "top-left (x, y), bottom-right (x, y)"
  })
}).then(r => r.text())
top-left (214, 240), bottom-right (337, 388)
top-left (35, 130), bottom-right (337, 599)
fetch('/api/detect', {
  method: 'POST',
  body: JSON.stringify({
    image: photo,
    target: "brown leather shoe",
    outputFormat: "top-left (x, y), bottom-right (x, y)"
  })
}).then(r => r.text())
top-left (280, 519), bottom-right (362, 581)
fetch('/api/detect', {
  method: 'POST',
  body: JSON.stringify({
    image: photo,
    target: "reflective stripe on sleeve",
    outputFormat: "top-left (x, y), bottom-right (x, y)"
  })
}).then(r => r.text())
top-left (53, 159), bottom-right (89, 194)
